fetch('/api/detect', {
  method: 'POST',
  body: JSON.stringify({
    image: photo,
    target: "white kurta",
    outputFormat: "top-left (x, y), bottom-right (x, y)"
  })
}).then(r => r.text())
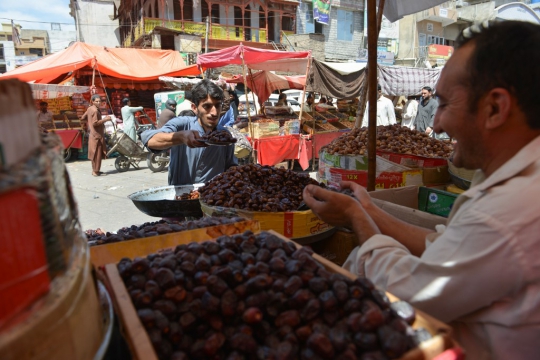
top-left (401, 99), bottom-right (418, 129)
top-left (344, 135), bottom-right (540, 359)
top-left (362, 96), bottom-right (397, 127)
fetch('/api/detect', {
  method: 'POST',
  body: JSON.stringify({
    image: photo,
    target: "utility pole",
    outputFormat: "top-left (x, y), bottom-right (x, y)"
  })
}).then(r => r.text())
top-left (205, 16), bottom-right (209, 54)
top-left (204, 16), bottom-right (210, 78)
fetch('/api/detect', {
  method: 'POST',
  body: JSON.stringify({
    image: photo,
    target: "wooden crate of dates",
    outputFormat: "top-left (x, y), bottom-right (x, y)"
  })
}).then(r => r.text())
top-left (89, 217), bottom-right (260, 268)
top-left (303, 121), bottom-right (328, 135)
top-left (104, 230), bottom-right (459, 360)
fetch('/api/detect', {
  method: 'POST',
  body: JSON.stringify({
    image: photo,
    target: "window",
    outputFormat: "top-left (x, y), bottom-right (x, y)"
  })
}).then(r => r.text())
top-left (304, 2), bottom-right (314, 33)
top-left (0, 45), bottom-right (4, 60)
top-left (428, 35), bottom-right (444, 45)
top-left (29, 48), bottom-right (43, 56)
top-left (337, 9), bottom-right (353, 41)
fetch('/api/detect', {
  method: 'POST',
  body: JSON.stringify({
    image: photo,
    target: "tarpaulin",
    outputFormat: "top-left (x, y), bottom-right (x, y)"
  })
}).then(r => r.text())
top-left (197, 44), bottom-right (310, 69)
top-left (248, 58), bottom-right (309, 74)
top-left (306, 59), bottom-right (365, 99)
top-left (378, 65), bottom-right (441, 96)
top-left (0, 42), bottom-right (201, 83)
top-left (226, 71), bottom-right (305, 104)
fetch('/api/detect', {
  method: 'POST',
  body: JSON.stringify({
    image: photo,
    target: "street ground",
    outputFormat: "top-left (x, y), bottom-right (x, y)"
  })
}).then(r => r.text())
top-left (66, 157), bottom-right (317, 233)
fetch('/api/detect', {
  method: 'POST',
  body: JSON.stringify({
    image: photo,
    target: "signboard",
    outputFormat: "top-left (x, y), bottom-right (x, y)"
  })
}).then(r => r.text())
top-left (428, 44), bottom-right (454, 60)
top-left (357, 50), bottom-right (395, 65)
top-left (313, 0), bottom-right (331, 25)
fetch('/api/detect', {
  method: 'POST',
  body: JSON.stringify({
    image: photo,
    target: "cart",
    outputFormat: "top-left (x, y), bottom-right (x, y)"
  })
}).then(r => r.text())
top-left (106, 112), bottom-right (168, 172)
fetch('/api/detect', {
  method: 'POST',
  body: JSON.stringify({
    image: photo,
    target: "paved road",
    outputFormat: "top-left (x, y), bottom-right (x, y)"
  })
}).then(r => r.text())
top-left (66, 157), bottom-right (317, 233)
top-left (66, 157), bottom-right (169, 232)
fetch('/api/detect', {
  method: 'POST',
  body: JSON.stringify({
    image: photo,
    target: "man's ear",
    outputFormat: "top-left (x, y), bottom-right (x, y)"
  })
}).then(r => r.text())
top-left (191, 102), bottom-right (198, 113)
top-left (483, 88), bottom-right (511, 130)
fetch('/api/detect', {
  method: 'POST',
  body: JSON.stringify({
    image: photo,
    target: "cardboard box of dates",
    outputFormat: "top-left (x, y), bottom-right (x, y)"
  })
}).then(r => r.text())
top-left (89, 217), bottom-right (260, 268)
top-left (104, 230), bottom-right (460, 360)
top-left (197, 164), bottom-right (335, 240)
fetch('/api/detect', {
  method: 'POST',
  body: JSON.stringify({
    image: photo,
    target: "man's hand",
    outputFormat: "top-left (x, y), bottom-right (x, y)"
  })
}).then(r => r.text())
top-left (184, 130), bottom-right (208, 148)
top-left (303, 184), bottom-right (381, 244)
top-left (425, 127), bottom-right (433, 135)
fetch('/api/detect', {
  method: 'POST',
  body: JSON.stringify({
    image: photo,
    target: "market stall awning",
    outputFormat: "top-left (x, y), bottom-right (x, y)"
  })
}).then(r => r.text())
top-left (0, 42), bottom-right (201, 83)
top-left (378, 65), bottom-right (441, 96)
top-left (248, 58), bottom-right (309, 74)
top-left (225, 71), bottom-right (305, 104)
top-left (306, 59), bottom-right (366, 99)
top-left (29, 84), bottom-right (90, 99)
top-left (196, 44), bottom-right (310, 69)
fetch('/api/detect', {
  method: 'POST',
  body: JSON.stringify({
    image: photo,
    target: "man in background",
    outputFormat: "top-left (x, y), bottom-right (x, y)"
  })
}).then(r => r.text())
top-left (37, 101), bottom-right (53, 123)
top-left (158, 99), bottom-right (177, 128)
top-left (120, 98), bottom-right (143, 142)
top-left (415, 86), bottom-right (438, 135)
top-left (362, 84), bottom-right (396, 127)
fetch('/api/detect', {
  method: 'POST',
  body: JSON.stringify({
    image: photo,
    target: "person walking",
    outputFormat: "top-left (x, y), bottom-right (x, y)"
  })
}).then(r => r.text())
top-left (120, 98), bottom-right (143, 142)
top-left (415, 86), bottom-right (438, 135)
top-left (362, 84), bottom-right (396, 127)
top-left (81, 94), bottom-right (112, 176)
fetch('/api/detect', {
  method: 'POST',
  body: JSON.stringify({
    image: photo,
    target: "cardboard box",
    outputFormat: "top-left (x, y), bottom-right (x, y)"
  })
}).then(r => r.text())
top-left (423, 165), bottom-right (450, 186)
top-left (104, 230), bottom-right (459, 360)
top-left (90, 220), bottom-right (260, 268)
top-left (324, 167), bottom-right (424, 190)
top-left (377, 151), bottom-right (449, 168)
top-left (418, 187), bottom-right (459, 218)
top-left (369, 186), bottom-right (448, 230)
top-left (310, 228), bottom-right (357, 266)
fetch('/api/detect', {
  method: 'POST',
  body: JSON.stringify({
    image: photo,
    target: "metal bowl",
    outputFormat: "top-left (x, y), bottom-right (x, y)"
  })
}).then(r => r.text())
top-left (128, 184), bottom-right (205, 218)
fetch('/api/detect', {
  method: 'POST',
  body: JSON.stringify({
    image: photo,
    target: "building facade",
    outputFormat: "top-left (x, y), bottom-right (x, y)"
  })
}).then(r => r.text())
top-left (116, 0), bottom-right (299, 51)
top-left (69, 0), bottom-right (121, 47)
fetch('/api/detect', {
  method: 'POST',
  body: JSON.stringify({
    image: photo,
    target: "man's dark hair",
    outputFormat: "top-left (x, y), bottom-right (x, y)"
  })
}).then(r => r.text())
top-left (39, 101), bottom-right (48, 106)
top-left (307, 93), bottom-right (314, 99)
top-left (377, 84), bottom-right (382, 91)
top-left (456, 20), bottom-right (540, 129)
top-left (422, 86), bottom-right (433, 93)
top-left (184, 91), bottom-right (192, 101)
top-left (278, 93), bottom-right (287, 100)
top-left (191, 79), bottom-right (223, 106)
top-left (179, 110), bottom-right (196, 117)
top-left (122, 98), bottom-right (130, 105)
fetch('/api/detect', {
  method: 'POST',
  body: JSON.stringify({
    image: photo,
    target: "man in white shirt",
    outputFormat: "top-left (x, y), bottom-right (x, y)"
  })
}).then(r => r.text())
top-left (303, 21), bottom-right (540, 359)
top-left (401, 96), bottom-right (418, 129)
top-left (362, 84), bottom-right (396, 127)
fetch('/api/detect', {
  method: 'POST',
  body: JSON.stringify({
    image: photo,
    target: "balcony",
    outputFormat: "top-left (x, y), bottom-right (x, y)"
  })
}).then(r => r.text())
top-left (416, 3), bottom-right (458, 26)
top-left (123, 17), bottom-right (284, 49)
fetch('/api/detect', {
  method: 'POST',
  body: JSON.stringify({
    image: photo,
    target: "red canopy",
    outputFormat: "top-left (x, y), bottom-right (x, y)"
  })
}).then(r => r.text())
top-left (225, 71), bottom-right (305, 104)
top-left (0, 42), bottom-right (201, 83)
top-left (197, 44), bottom-right (310, 69)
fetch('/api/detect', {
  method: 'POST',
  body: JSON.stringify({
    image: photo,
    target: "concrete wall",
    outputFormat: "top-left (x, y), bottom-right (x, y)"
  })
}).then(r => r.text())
top-left (286, 33), bottom-right (325, 62)
top-left (396, 14), bottom-right (416, 65)
top-left (75, 0), bottom-right (120, 47)
top-left (48, 28), bottom-right (78, 53)
top-left (296, 2), bottom-right (364, 61)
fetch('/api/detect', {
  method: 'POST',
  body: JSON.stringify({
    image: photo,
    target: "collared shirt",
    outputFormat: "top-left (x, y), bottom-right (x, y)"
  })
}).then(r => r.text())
top-left (141, 117), bottom-right (238, 186)
top-left (343, 134), bottom-right (540, 360)
top-left (362, 96), bottom-right (397, 127)
top-left (37, 110), bottom-right (53, 123)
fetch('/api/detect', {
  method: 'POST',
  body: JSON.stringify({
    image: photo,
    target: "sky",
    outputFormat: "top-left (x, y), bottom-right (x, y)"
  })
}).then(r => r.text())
top-left (0, 0), bottom-right (76, 32)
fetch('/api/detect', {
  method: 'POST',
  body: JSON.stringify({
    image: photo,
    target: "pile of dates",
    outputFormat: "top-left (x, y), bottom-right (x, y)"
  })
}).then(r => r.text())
top-left (200, 129), bottom-right (237, 144)
top-left (199, 164), bottom-right (324, 212)
top-left (175, 190), bottom-right (200, 201)
top-left (85, 217), bottom-right (246, 246)
top-left (323, 125), bottom-right (453, 158)
top-left (119, 231), bottom-right (423, 360)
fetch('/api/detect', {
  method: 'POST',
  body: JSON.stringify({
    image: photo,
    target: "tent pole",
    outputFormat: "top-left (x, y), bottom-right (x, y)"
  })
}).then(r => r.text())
top-left (248, 68), bottom-right (258, 115)
top-left (240, 48), bottom-right (254, 164)
top-left (300, 56), bottom-right (311, 170)
top-left (366, 0), bottom-right (385, 192)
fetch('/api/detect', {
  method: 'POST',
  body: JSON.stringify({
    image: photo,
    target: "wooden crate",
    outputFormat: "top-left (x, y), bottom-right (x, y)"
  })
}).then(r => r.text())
top-left (104, 230), bottom-right (459, 360)
top-left (90, 220), bottom-right (260, 268)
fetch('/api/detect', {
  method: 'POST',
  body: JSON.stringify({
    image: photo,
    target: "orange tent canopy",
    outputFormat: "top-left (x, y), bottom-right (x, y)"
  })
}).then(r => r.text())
top-left (0, 42), bottom-right (201, 83)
